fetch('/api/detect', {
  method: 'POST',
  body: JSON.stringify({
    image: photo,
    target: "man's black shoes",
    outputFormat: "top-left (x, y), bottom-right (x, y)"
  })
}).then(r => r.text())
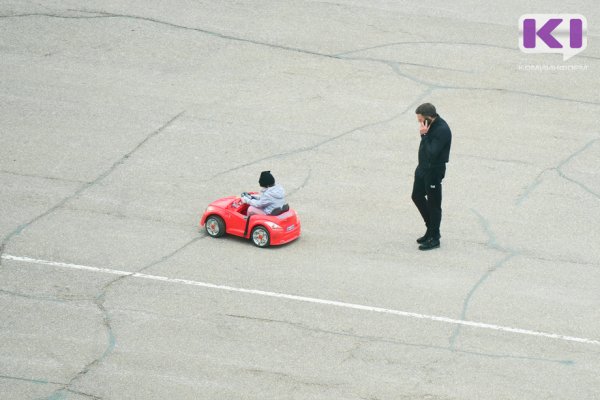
top-left (416, 230), bottom-right (431, 244)
top-left (417, 231), bottom-right (440, 244)
top-left (418, 237), bottom-right (440, 251)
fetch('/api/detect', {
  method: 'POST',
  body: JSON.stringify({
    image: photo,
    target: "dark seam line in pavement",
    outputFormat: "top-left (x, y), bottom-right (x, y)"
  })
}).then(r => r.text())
top-left (42, 388), bottom-right (101, 400)
top-left (557, 172), bottom-right (600, 199)
top-left (0, 12), bottom-right (110, 20)
top-left (448, 209), bottom-right (519, 349)
top-left (335, 40), bottom-right (518, 56)
top-left (518, 251), bottom-right (600, 269)
top-left (43, 283), bottom-right (121, 397)
top-left (67, 388), bottom-right (102, 400)
top-left (386, 62), bottom-right (600, 106)
top-left (0, 374), bottom-right (63, 385)
top-left (454, 153), bottom-right (535, 166)
top-left (39, 296), bottom-right (115, 400)
top-left (1, 12), bottom-right (432, 184)
top-left (240, 367), bottom-right (342, 389)
top-left (39, 303), bottom-right (112, 400)
top-left (448, 253), bottom-right (516, 348)
top-left (1, 9), bottom-right (588, 396)
top-left (139, 235), bottom-right (207, 271)
top-left (515, 169), bottom-right (549, 206)
top-left (98, 235), bottom-right (207, 292)
top-left (341, 55), bottom-right (475, 73)
top-left (84, 10), bottom-right (339, 60)
top-left (43, 235), bottom-right (207, 398)
top-left (0, 11), bottom-right (337, 59)
top-left (0, 170), bottom-right (90, 184)
top-left (59, 204), bottom-right (192, 229)
top-left (516, 137), bottom-right (600, 205)
top-left (0, 289), bottom-right (92, 303)
top-left (0, 111), bottom-right (185, 267)
top-left (336, 40), bottom-right (600, 61)
top-left (553, 138), bottom-right (600, 199)
top-left (444, 86), bottom-right (600, 106)
top-left (206, 87), bottom-right (433, 181)
top-left (3, 11), bottom-right (597, 106)
top-left (225, 314), bottom-right (574, 366)
top-left (24, 111), bottom-right (190, 400)
top-left (287, 168), bottom-right (312, 198)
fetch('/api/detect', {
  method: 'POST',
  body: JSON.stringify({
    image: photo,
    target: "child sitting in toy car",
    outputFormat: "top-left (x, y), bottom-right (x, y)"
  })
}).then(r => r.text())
top-left (241, 171), bottom-right (286, 216)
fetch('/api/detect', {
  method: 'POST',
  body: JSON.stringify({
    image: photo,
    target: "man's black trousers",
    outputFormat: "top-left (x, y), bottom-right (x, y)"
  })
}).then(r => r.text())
top-left (411, 166), bottom-right (446, 240)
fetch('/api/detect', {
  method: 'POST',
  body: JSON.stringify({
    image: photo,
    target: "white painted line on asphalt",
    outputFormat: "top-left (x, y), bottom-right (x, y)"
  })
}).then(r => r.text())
top-left (3, 253), bottom-right (600, 347)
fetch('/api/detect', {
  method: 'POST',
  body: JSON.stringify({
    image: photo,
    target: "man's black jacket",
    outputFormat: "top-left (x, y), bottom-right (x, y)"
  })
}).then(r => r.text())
top-left (417, 115), bottom-right (452, 174)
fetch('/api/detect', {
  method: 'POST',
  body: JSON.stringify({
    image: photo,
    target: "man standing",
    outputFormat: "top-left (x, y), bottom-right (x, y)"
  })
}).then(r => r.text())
top-left (412, 103), bottom-right (452, 251)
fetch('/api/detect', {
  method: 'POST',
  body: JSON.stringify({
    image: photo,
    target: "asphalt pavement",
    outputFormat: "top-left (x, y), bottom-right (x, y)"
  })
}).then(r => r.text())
top-left (1, 2), bottom-right (599, 399)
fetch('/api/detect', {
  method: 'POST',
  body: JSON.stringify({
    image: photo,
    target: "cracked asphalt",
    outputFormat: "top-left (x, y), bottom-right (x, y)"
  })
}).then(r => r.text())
top-left (1, 1), bottom-right (599, 399)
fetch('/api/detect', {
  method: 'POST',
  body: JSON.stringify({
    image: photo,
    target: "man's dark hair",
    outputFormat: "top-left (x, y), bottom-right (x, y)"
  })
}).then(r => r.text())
top-left (415, 103), bottom-right (437, 117)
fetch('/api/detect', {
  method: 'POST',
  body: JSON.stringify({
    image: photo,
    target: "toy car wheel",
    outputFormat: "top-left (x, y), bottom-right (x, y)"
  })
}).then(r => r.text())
top-left (205, 215), bottom-right (225, 238)
top-left (251, 226), bottom-right (270, 248)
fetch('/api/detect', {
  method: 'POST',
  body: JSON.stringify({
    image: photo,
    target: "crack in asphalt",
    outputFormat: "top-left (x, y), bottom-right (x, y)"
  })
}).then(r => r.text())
top-left (0, 111), bottom-right (185, 267)
top-left (242, 367), bottom-right (344, 389)
top-left (517, 251), bottom-right (600, 269)
top-left (0, 170), bottom-right (90, 184)
top-left (341, 340), bottom-right (364, 364)
top-left (59, 205), bottom-right (192, 230)
top-left (1, 8), bottom-right (595, 396)
top-left (0, 10), bottom-right (338, 59)
top-left (448, 209), bottom-right (519, 349)
top-left (341, 55), bottom-right (476, 73)
top-left (42, 388), bottom-right (102, 400)
top-left (0, 111), bottom-right (185, 399)
top-left (224, 314), bottom-right (574, 366)
top-left (205, 87), bottom-right (433, 181)
top-left (455, 153), bottom-right (535, 166)
top-left (40, 234), bottom-right (205, 399)
top-left (102, 235), bottom-right (206, 290)
top-left (0, 289), bottom-right (92, 303)
top-left (2, 10), bottom-right (597, 106)
top-left (516, 137), bottom-right (600, 206)
top-left (0, 10), bottom-right (439, 217)
top-left (42, 293), bottom-right (115, 400)
top-left (384, 61), bottom-right (600, 106)
top-left (287, 168), bottom-right (312, 198)
top-left (0, 374), bottom-right (64, 386)
top-left (335, 40), bottom-right (518, 57)
top-left (3, 10), bottom-right (596, 190)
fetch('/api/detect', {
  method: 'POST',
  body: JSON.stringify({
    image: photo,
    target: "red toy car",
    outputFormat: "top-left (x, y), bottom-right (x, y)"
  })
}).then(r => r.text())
top-left (200, 193), bottom-right (301, 247)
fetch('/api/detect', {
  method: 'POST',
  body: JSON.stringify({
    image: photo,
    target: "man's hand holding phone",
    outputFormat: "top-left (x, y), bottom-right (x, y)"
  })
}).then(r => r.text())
top-left (419, 118), bottom-right (430, 136)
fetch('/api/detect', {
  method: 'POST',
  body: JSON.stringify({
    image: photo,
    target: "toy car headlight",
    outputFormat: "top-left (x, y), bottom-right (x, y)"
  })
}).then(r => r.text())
top-left (264, 221), bottom-right (282, 230)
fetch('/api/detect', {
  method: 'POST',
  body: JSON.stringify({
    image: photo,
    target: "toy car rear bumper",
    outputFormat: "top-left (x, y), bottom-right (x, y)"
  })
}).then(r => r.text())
top-left (269, 222), bottom-right (301, 246)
